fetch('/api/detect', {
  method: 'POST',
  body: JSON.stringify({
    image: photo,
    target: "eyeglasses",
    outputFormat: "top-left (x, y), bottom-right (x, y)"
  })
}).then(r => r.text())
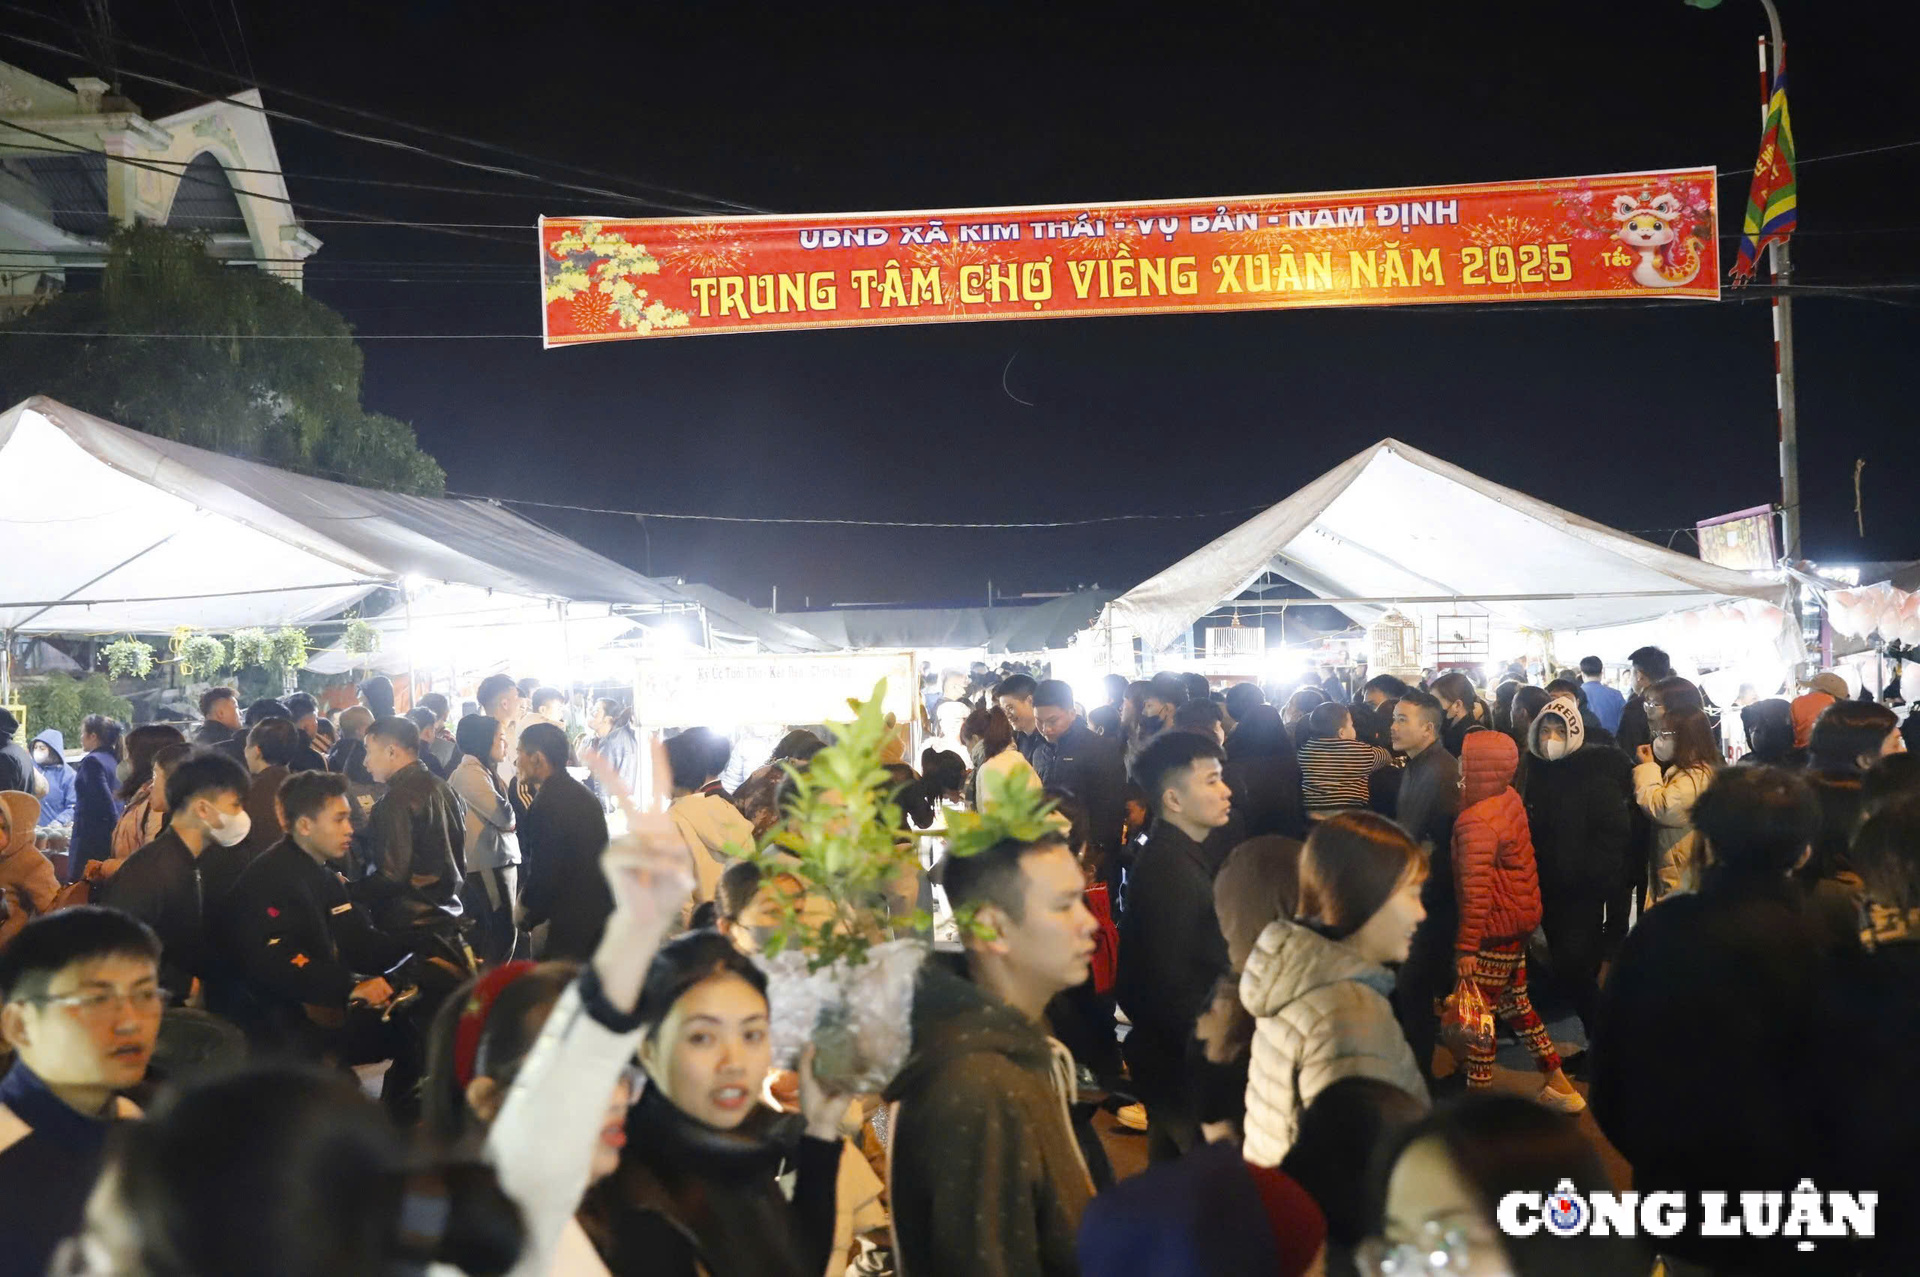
top-left (24, 989), bottom-right (168, 1023)
top-left (1355, 1222), bottom-right (1477, 1275)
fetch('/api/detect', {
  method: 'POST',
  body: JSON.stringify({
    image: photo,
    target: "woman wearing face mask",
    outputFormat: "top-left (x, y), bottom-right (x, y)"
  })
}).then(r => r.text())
top-left (69, 715), bottom-right (126, 879)
top-left (1632, 678), bottom-right (1721, 904)
top-left (424, 747), bottom-right (697, 1277)
top-left (27, 730), bottom-right (76, 826)
top-left (589, 930), bottom-right (850, 1277)
top-left (1238, 811), bottom-right (1432, 1168)
top-left (1520, 698), bottom-right (1631, 1044)
top-left (1358, 1093), bottom-right (1645, 1277)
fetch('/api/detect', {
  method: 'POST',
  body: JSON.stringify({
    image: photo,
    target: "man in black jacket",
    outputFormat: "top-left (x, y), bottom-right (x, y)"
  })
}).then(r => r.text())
top-left (1117, 730), bottom-right (1233, 1163)
top-left (1590, 766), bottom-right (1853, 1274)
top-left (192, 687), bottom-right (242, 748)
top-left (1032, 680), bottom-right (1126, 883)
top-left (515, 721), bottom-right (612, 960)
top-left (1615, 645), bottom-right (1670, 761)
top-left (357, 717), bottom-right (467, 940)
top-left (995, 673), bottom-right (1056, 784)
top-left (103, 750), bottom-right (253, 1003)
top-left (220, 770), bottom-right (414, 1060)
top-left (1388, 691), bottom-right (1460, 1086)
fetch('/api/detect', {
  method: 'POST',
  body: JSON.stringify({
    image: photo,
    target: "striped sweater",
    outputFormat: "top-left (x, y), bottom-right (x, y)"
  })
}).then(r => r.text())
top-left (1297, 737), bottom-right (1392, 815)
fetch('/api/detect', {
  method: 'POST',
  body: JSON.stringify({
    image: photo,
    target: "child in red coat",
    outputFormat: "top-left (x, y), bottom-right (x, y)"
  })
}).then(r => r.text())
top-left (1452, 730), bottom-right (1584, 1111)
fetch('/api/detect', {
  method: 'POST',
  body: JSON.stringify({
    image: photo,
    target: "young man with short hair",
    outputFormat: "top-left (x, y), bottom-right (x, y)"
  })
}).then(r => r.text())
top-left (357, 717), bottom-right (467, 937)
top-left (1387, 691), bottom-right (1461, 1086)
top-left (415, 691), bottom-right (459, 773)
top-left (1032, 679), bottom-right (1127, 885)
top-left (1578, 656), bottom-right (1626, 735)
top-left (193, 687), bottom-right (241, 747)
top-left (1141, 671), bottom-right (1189, 738)
top-left (994, 672), bottom-right (1055, 784)
top-left (1116, 730), bottom-right (1233, 1162)
top-left (220, 771), bottom-right (415, 1062)
top-left (476, 672), bottom-right (527, 790)
top-left (516, 721), bottom-right (612, 960)
top-left (885, 830), bottom-right (1101, 1277)
top-left (0, 908), bottom-right (163, 1277)
top-left (101, 750), bottom-right (253, 1002)
top-left (1172, 698), bottom-right (1227, 748)
top-left (281, 692), bottom-right (329, 774)
top-left (1616, 645), bottom-right (1672, 760)
top-left (529, 686), bottom-right (568, 727)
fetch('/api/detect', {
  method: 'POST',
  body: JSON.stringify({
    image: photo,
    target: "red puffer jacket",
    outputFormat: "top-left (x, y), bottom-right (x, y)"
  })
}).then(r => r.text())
top-left (1452, 731), bottom-right (1542, 952)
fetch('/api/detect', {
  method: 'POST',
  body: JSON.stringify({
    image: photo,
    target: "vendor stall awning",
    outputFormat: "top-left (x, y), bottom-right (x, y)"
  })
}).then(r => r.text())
top-left (784, 590), bottom-right (1117, 656)
top-left (1097, 439), bottom-right (1786, 654)
top-left (0, 395), bottom-right (701, 634)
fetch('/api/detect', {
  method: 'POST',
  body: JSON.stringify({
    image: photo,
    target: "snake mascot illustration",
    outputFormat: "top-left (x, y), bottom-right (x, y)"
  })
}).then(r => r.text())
top-left (1612, 193), bottom-right (1703, 289)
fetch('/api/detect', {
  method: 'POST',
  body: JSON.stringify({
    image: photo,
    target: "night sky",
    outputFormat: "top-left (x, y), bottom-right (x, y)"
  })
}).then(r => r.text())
top-left (13, 0), bottom-right (1918, 608)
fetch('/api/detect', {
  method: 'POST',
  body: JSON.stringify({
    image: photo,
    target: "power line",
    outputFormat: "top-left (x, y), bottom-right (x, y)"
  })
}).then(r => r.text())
top-left (455, 492), bottom-right (1276, 529)
top-left (0, 23), bottom-right (762, 216)
top-left (222, 0), bottom-right (256, 85)
top-left (0, 138), bottom-right (651, 208)
top-left (0, 117), bottom-right (524, 244)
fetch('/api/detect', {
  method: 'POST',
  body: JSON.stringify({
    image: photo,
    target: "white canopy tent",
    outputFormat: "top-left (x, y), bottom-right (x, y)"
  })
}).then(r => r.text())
top-left (0, 395), bottom-right (703, 633)
top-left (302, 584), bottom-right (649, 683)
top-left (0, 395), bottom-right (729, 699)
top-left (1091, 438), bottom-right (1793, 667)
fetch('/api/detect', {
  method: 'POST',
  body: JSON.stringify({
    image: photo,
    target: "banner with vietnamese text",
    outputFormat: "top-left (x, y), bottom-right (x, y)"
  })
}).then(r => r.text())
top-left (541, 167), bottom-right (1717, 346)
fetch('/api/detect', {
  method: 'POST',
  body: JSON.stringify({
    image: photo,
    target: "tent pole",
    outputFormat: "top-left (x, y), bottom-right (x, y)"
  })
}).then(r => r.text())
top-left (2, 628), bottom-right (12, 706)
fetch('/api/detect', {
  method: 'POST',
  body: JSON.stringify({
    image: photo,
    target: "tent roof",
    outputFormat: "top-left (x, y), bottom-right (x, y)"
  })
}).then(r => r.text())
top-left (785, 590), bottom-right (1116, 655)
top-left (672, 584), bottom-right (841, 655)
top-left (0, 396), bottom-right (698, 634)
top-left (1099, 439), bottom-right (1784, 653)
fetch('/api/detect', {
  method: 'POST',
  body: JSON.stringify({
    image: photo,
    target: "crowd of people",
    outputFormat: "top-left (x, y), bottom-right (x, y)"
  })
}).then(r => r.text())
top-left (0, 648), bottom-right (1916, 1276)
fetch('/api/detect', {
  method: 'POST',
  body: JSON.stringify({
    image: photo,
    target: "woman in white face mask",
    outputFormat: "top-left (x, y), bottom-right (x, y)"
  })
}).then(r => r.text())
top-left (1522, 697), bottom-right (1634, 1043)
top-left (1631, 679), bottom-right (1722, 906)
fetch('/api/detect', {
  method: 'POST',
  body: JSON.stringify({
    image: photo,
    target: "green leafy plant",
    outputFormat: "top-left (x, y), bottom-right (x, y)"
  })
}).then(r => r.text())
top-left (753, 680), bottom-right (920, 971)
top-left (939, 764), bottom-right (1062, 943)
top-left (229, 627), bottom-right (274, 669)
top-left (171, 629), bottom-right (227, 678)
top-left (20, 675), bottom-right (132, 745)
top-left (102, 638), bottom-right (155, 681)
top-left (272, 627), bottom-right (310, 673)
top-left (342, 619), bottom-right (381, 655)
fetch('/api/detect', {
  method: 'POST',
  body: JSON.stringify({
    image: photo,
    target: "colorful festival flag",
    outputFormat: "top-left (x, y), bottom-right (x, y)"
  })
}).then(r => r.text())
top-left (1732, 50), bottom-right (1796, 282)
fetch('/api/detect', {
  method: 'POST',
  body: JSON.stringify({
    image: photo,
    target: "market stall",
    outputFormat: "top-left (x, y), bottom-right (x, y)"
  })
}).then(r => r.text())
top-left (1083, 438), bottom-right (1798, 680)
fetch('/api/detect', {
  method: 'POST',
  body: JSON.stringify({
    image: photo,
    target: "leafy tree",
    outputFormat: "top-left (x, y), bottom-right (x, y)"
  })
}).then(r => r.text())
top-left (20, 674), bottom-right (133, 746)
top-left (0, 224), bottom-right (445, 494)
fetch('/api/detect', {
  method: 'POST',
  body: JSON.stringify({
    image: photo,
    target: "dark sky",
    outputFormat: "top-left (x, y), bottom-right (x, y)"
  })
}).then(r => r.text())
top-left (18, 0), bottom-right (1920, 607)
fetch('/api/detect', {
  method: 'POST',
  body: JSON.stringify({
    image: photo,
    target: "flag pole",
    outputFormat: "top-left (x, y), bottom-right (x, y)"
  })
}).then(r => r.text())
top-left (1757, 0), bottom-right (1804, 657)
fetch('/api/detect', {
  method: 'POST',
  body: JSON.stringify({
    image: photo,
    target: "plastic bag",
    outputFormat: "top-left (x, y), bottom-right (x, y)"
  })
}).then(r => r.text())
top-left (1440, 976), bottom-right (1496, 1058)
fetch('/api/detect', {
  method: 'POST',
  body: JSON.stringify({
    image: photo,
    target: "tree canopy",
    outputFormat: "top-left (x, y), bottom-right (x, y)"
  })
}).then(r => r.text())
top-left (0, 224), bottom-right (445, 495)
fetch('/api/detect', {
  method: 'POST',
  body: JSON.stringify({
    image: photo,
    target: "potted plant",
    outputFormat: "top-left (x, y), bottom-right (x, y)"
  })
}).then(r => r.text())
top-left (102, 638), bottom-right (155, 681)
top-left (748, 680), bottom-right (1057, 1092)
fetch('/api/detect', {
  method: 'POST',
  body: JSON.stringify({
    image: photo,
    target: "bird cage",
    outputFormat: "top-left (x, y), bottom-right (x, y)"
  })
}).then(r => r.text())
top-left (1369, 610), bottom-right (1423, 680)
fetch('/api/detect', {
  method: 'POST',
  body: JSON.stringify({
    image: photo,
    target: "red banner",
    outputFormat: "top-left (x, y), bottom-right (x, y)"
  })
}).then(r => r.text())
top-left (541, 167), bottom-right (1718, 346)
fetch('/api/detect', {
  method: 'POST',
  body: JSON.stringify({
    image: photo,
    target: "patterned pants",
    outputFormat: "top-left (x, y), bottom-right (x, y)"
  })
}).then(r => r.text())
top-left (1461, 939), bottom-right (1562, 1087)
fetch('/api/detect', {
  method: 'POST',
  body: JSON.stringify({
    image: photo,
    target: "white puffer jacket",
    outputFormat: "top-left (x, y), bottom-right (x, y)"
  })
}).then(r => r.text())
top-left (1239, 917), bottom-right (1430, 1168)
top-left (1633, 760), bottom-right (1714, 901)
